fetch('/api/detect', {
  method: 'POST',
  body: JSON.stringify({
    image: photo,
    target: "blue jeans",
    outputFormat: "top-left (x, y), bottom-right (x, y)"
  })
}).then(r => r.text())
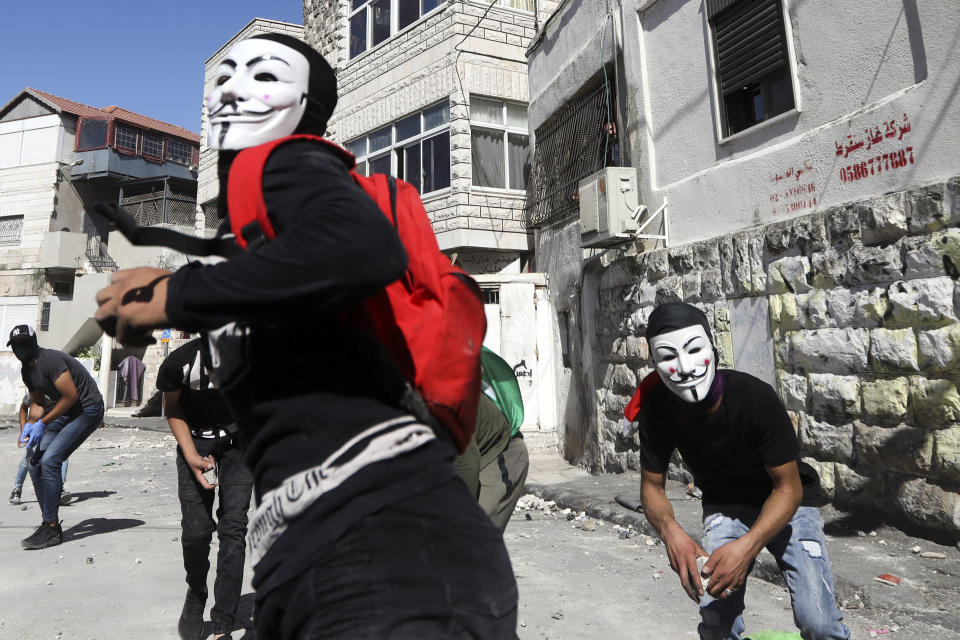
top-left (27, 403), bottom-right (103, 523)
top-left (699, 505), bottom-right (850, 640)
top-left (14, 448), bottom-right (67, 490)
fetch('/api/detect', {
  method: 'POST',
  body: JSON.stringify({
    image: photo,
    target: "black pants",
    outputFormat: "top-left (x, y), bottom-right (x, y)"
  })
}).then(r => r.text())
top-left (177, 436), bottom-right (253, 635)
top-left (256, 477), bottom-right (519, 639)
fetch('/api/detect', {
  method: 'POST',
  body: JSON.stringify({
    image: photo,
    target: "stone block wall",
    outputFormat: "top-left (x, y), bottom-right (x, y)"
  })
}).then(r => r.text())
top-left (594, 175), bottom-right (960, 536)
top-left (303, 1), bottom-right (552, 251)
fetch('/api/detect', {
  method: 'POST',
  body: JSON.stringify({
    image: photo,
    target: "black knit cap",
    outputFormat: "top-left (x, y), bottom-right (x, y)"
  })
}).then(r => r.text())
top-left (645, 302), bottom-right (713, 343)
top-left (249, 33), bottom-right (337, 136)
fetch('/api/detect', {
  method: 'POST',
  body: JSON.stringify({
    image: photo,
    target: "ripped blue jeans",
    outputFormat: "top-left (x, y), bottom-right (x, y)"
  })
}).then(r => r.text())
top-left (699, 505), bottom-right (850, 640)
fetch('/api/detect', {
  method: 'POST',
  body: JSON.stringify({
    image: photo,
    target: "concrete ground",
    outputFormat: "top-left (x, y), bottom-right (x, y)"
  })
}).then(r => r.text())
top-left (524, 452), bottom-right (960, 636)
top-left (0, 415), bottom-right (958, 638)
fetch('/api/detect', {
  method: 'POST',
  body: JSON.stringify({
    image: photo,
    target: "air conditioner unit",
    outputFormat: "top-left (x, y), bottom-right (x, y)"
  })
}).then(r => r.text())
top-left (579, 167), bottom-right (669, 249)
top-left (579, 167), bottom-right (642, 248)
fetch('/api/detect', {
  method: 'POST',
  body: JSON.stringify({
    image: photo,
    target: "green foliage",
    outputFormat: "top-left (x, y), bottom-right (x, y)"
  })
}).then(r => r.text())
top-left (72, 344), bottom-right (101, 372)
top-left (29, 269), bottom-right (47, 294)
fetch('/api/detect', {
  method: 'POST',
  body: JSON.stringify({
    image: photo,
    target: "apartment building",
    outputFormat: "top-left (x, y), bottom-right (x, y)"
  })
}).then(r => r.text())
top-left (527, 0), bottom-right (960, 535)
top-left (0, 88), bottom-right (201, 411)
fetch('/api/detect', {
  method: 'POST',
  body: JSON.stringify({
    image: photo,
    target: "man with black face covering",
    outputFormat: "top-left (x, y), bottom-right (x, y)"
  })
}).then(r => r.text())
top-left (94, 33), bottom-right (518, 638)
top-left (158, 336), bottom-right (253, 640)
top-left (8, 324), bottom-right (104, 550)
top-left (630, 302), bottom-right (850, 640)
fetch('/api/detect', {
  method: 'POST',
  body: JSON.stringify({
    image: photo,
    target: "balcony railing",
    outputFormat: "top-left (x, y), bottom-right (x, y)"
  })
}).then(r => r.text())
top-left (85, 235), bottom-right (118, 272)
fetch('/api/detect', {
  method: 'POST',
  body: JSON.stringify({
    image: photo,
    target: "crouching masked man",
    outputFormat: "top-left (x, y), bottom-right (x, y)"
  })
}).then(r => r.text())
top-left (93, 33), bottom-right (517, 638)
top-left (630, 302), bottom-right (849, 640)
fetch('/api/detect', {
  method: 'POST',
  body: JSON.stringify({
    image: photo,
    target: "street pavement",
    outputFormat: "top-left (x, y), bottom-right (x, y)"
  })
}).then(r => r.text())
top-left (524, 453), bottom-right (960, 638)
top-left (0, 415), bottom-right (957, 638)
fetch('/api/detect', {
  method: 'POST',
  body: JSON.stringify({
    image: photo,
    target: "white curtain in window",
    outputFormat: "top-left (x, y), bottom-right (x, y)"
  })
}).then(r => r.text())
top-left (471, 97), bottom-right (503, 124)
top-left (471, 128), bottom-right (504, 188)
top-left (505, 104), bottom-right (527, 128)
top-left (507, 133), bottom-right (530, 190)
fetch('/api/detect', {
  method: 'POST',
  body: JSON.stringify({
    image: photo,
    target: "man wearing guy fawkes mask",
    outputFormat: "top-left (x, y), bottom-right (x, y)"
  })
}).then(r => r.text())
top-left (630, 302), bottom-right (850, 640)
top-left (93, 33), bottom-right (517, 639)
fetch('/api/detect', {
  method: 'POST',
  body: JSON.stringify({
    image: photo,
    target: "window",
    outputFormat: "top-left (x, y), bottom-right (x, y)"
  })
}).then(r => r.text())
top-left (52, 280), bottom-right (73, 297)
top-left (525, 75), bottom-right (616, 229)
top-left (115, 124), bottom-right (138, 153)
top-left (39, 302), bottom-right (51, 331)
top-left (76, 118), bottom-right (109, 150)
top-left (498, 0), bottom-right (534, 10)
top-left (349, 0), bottom-right (444, 59)
top-left (482, 287), bottom-right (500, 305)
top-left (470, 97), bottom-right (531, 191)
top-left (708, 0), bottom-right (795, 137)
top-left (166, 139), bottom-right (193, 165)
top-left (0, 215), bottom-right (23, 246)
top-left (347, 101), bottom-right (451, 194)
top-left (142, 133), bottom-right (164, 159)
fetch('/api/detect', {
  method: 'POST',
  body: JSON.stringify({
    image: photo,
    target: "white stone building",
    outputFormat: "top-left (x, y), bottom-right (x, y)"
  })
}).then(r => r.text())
top-left (527, 0), bottom-right (960, 535)
top-left (0, 89), bottom-right (202, 412)
top-left (301, 0), bottom-right (561, 450)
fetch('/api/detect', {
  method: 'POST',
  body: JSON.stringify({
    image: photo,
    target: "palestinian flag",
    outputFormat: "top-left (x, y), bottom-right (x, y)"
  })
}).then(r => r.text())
top-left (480, 346), bottom-right (525, 437)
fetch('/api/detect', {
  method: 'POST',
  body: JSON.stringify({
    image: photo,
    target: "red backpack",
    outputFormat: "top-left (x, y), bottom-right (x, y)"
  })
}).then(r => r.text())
top-left (226, 134), bottom-right (486, 452)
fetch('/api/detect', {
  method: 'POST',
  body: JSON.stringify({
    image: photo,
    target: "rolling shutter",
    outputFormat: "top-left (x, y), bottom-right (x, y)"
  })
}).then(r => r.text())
top-left (0, 301), bottom-right (39, 351)
top-left (709, 0), bottom-right (789, 96)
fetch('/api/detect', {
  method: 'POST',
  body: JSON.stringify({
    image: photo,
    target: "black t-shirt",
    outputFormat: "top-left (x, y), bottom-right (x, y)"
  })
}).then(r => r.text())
top-left (156, 339), bottom-right (233, 432)
top-left (22, 348), bottom-right (103, 418)
top-left (163, 139), bottom-right (454, 595)
top-left (638, 370), bottom-right (820, 508)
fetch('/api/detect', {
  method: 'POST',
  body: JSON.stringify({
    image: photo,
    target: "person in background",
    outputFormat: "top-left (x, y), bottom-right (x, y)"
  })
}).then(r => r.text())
top-left (158, 335), bottom-right (253, 640)
top-left (9, 393), bottom-right (71, 506)
top-left (9, 324), bottom-right (104, 550)
top-left (453, 347), bottom-right (529, 531)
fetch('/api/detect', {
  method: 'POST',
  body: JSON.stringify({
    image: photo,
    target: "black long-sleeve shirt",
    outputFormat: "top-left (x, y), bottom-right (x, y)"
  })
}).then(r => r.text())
top-left (166, 139), bottom-right (407, 328)
top-left (164, 139), bottom-right (455, 595)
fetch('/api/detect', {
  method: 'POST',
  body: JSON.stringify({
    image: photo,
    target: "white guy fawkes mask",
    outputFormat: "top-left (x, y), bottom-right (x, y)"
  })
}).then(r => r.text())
top-left (649, 325), bottom-right (717, 404)
top-left (207, 39), bottom-right (310, 150)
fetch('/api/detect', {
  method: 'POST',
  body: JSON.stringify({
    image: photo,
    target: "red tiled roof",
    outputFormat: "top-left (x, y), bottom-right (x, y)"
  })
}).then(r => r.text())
top-left (29, 88), bottom-right (106, 120)
top-left (27, 88), bottom-right (200, 144)
top-left (101, 105), bottom-right (200, 143)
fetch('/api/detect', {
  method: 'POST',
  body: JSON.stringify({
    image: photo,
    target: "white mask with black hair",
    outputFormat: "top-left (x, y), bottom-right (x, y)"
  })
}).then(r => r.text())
top-left (649, 325), bottom-right (717, 404)
top-left (207, 38), bottom-right (310, 150)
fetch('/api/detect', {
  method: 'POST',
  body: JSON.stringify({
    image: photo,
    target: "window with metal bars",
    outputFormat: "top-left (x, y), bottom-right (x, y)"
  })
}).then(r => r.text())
top-left (39, 302), bottom-right (51, 331)
top-left (708, 0), bottom-right (795, 137)
top-left (115, 124), bottom-right (138, 153)
top-left (524, 75), bottom-right (616, 229)
top-left (0, 215), bottom-right (23, 246)
top-left (166, 139), bottom-right (194, 165)
top-left (142, 133), bottom-right (164, 159)
top-left (482, 287), bottom-right (500, 305)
